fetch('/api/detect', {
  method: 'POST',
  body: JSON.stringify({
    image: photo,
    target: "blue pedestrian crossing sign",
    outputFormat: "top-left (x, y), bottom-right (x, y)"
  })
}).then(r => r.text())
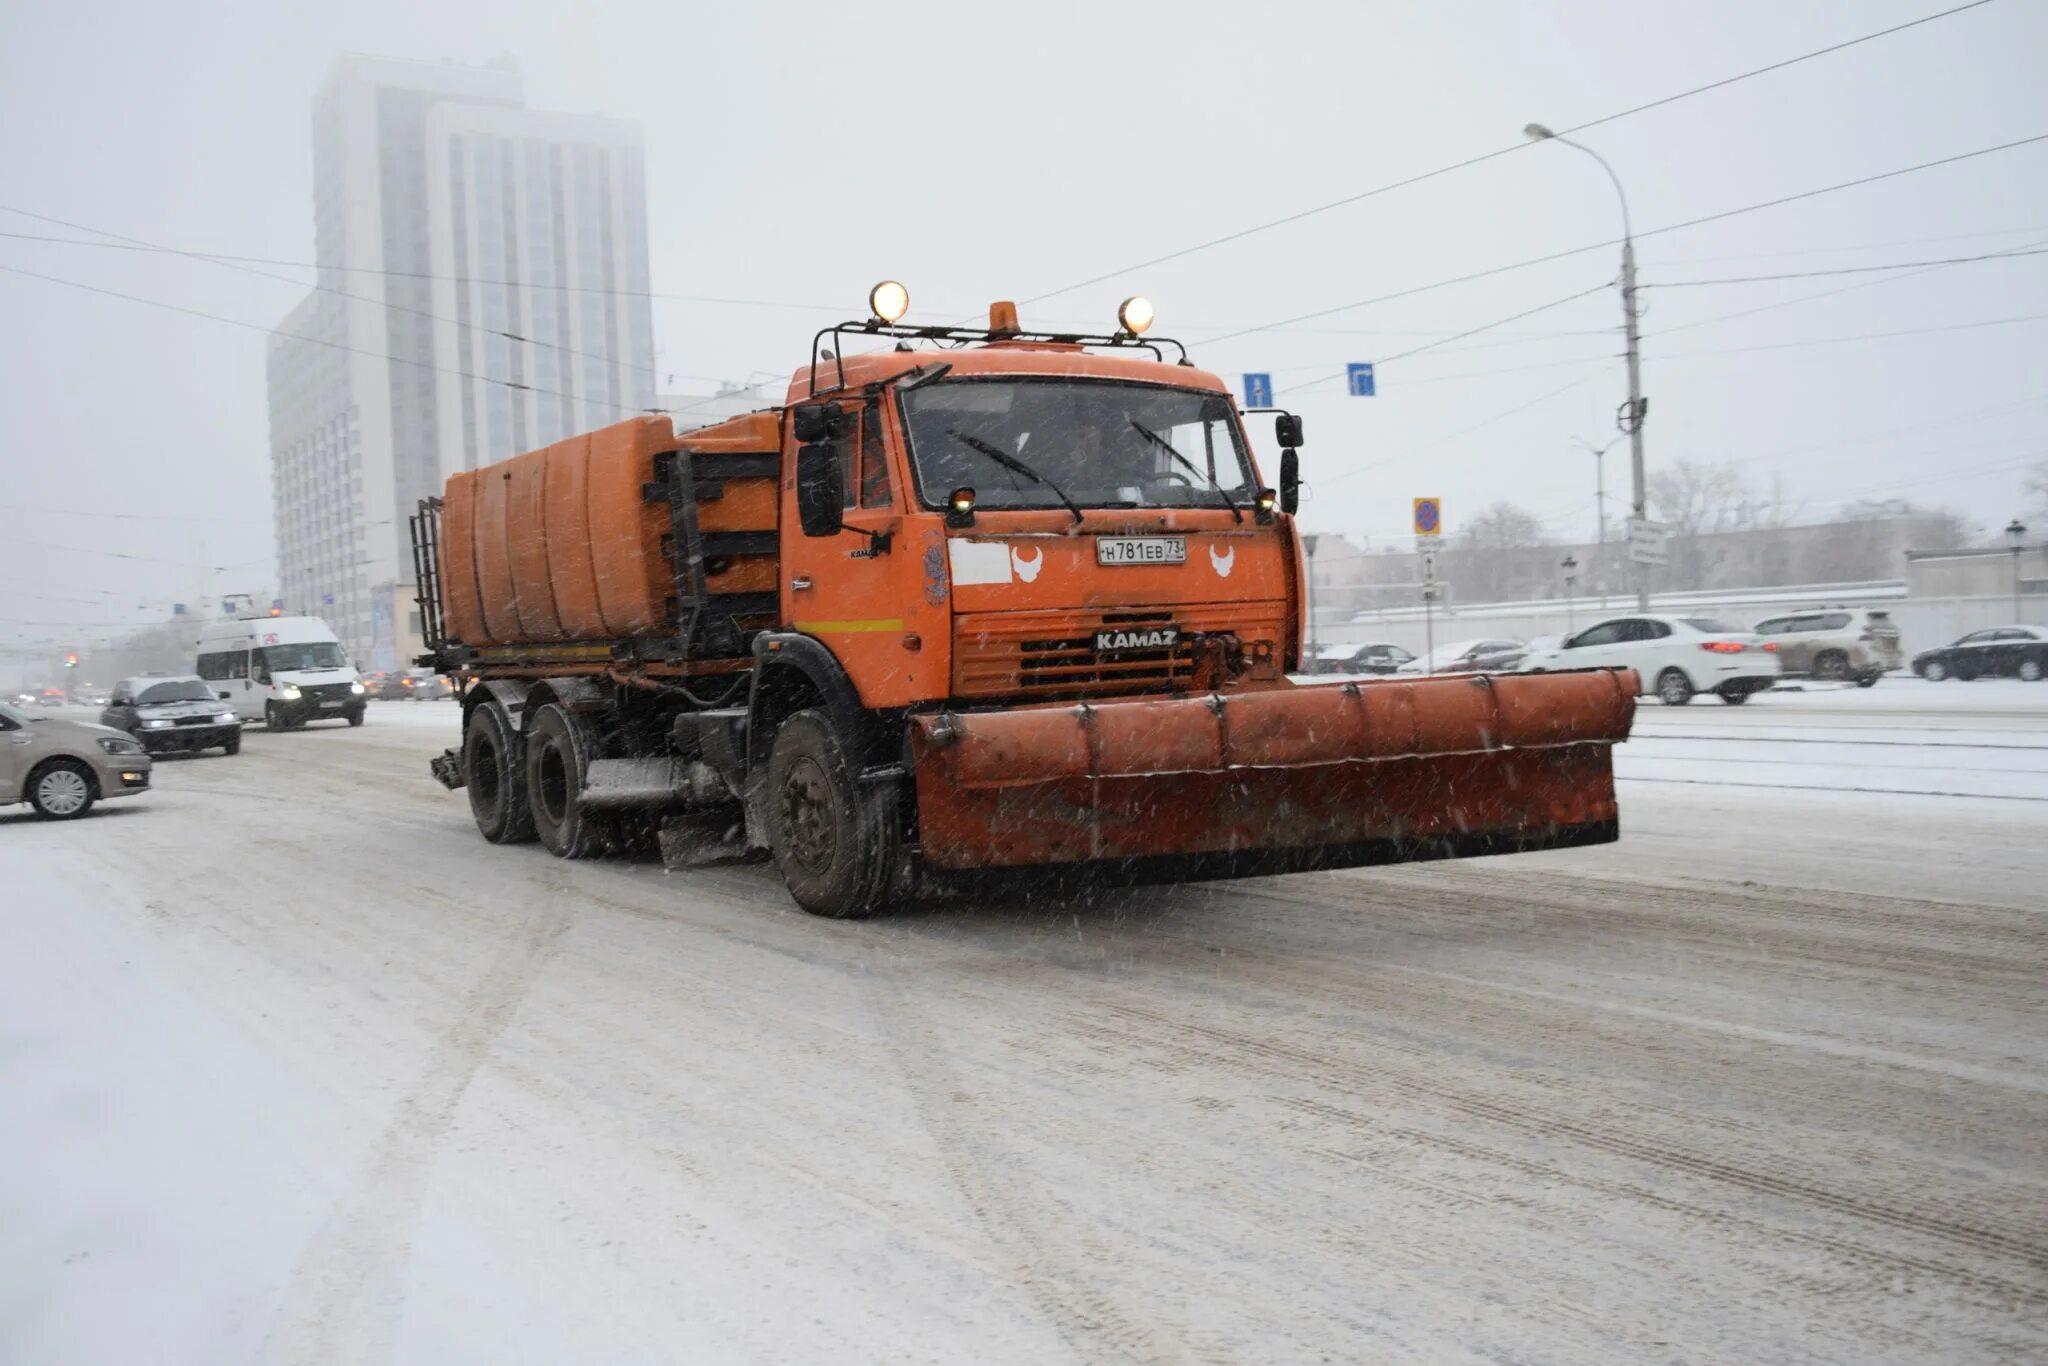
top-left (1347, 362), bottom-right (1377, 397)
top-left (1242, 373), bottom-right (1273, 407)
top-left (1412, 497), bottom-right (1443, 537)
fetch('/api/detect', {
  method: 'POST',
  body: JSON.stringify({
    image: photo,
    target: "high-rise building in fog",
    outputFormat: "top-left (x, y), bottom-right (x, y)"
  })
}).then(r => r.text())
top-left (266, 55), bottom-right (655, 665)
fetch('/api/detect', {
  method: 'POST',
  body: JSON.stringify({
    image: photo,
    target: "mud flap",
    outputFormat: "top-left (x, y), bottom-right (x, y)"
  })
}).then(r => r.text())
top-left (429, 747), bottom-right (465, 790)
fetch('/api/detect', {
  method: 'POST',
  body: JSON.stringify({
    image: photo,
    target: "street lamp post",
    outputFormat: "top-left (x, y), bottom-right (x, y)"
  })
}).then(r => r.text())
top-left (2008, 519), bottom-right (2029, 623)
top-left (1573, 434), bottom-right (1621, 604)
top-left (1561, 554), bottom-right (1579, 634)
top-left (1528, 122), bottom-right (1649, 610)
top-left (1300, 533), bottom-right (1321, 666)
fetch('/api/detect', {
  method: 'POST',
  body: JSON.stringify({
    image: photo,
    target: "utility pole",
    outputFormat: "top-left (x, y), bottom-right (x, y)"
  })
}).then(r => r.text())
top-left (1528, 123), bottom-right (1650, 609)
top-left (1561, 554), bottom-right (1579, 635)
top-left (2009, 520), bottom-right (2029, 623)
top-left (1620, 236), bottom-right (1649, 610)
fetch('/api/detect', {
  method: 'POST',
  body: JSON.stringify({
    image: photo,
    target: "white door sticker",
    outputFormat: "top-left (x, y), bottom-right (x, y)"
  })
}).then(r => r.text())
top-left (948, 539), bottom-right (1013, 586)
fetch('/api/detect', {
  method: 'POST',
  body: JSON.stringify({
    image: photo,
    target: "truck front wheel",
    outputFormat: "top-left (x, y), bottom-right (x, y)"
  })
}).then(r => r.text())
top-left (464, 703), bottom-right (534, 844)
top-left (525, 703), bottom-right (607, 859)
top-left (764, 709), bottom-right (902, 919)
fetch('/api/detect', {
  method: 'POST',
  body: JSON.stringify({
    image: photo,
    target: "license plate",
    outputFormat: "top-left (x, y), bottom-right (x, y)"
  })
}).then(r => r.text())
top-left (1094, 626), bottom-right (1180, 652)
top-left (320, 700), bottom-right (343, 708)
top-left (1096, 536), bottom-right (1185, 566)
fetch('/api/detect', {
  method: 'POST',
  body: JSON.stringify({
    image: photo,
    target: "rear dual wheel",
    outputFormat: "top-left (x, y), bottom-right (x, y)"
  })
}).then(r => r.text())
top-left (463, 703), bottom-right (534, 844)
top-left (524, 703), bottom-right (609, 859)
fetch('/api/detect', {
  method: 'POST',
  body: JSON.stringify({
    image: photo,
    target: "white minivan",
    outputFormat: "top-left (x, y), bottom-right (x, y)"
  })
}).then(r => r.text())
top-left (196, 615), bottom-right (368, 729)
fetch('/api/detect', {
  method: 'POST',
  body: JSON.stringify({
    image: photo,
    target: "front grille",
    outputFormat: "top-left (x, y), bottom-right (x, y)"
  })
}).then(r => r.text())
top-left (173, 715), bottom-right (218, 726)
top-left (953, 602), bottom-right (1286, 700)
top-left (301, 683), bottom-right (354, 702)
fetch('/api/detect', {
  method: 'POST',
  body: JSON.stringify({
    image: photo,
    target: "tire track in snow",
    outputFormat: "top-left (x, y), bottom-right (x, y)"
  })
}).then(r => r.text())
top-left (262, 897), bottom-right (570, 1365)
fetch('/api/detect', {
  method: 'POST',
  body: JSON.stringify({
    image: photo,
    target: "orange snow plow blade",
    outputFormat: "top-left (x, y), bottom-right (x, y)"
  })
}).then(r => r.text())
top-left (909, 669), bottom-right (1636, 877)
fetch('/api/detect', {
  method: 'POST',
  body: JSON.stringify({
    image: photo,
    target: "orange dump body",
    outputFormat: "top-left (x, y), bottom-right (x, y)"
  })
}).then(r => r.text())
top-left (909, 669), bottom-right (1635, 872)
top-left (438, 413), bottom-right (779, 649)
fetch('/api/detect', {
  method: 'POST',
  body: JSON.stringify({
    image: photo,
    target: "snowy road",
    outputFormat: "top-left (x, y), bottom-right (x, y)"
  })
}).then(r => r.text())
top-left (5, 684), bottom-right (2047, 1364)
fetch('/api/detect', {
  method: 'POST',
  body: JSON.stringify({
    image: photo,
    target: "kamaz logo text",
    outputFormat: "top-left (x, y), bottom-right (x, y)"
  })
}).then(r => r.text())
top-left (1094, 627), bottom-right (1179, 652)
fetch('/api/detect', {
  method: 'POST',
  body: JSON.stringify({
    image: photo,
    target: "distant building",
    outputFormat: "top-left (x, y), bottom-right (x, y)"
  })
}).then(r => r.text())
top-left (267, 55), bottom-right (655, 660)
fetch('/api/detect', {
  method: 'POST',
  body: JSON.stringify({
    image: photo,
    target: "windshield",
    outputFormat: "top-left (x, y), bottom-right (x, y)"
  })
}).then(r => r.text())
top-left (897, 378), bottom-right (1255, 512)
top-left (137, 680), bottom-right (215, 704)
top-left (262, 642), bottom-right (349, 672)
top-left (0, 700), bottom-right (29, 727)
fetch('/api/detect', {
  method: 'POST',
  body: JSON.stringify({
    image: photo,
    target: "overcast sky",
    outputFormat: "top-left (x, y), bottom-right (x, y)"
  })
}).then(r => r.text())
top-left (3, 0), bottom-right (2044, 663)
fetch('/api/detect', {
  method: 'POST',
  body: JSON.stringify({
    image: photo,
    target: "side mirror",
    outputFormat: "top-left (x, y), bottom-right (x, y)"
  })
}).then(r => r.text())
top-left (791, 401), bottom-right (844, 445)
top-left (1279, 447), bottom-right (1300, 514)
top-left (796, 443), bottom-right (845, 537)
top-left (217, 691), bottom-right (231, 700)
top-left (1274, 413), bottom-right (1303, 447)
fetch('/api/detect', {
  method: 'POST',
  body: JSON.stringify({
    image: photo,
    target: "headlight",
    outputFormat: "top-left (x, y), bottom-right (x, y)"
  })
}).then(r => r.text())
top-left (142, 718), bottom-right (172, 729)
top-left (280, 685), bottom-right (302, 700)
top-left (215, 712), bottom-right (238, 724)
top-left (1117, 295), bottom-right (1155, 335)
top-left (98, 736), bottom-right (145, 754)
top-left (350, 682), bottom-right (366, 695)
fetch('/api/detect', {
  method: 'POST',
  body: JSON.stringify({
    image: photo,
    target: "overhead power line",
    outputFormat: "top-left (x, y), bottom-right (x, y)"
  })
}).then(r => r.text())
top-left (0, 220), bottom-right (844, 313)
top-left (0, 205), bottom-right (699, 390)
top-left (1202, 131), bottom-right (2048, 347)
top-left (1016, 0), bottom-right (1999, 305)
top-left (1647, 245), bottom-right (2048, 286)
top-left (1277, 282), bottom-right (1613, 395)
top-left (0, 262), bottom-right (664, 422)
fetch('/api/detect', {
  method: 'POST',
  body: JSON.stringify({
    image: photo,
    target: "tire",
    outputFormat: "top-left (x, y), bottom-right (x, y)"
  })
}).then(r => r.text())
top-left (347, 708), bottom-right (365, 727)
top-left (1717, 687), bottom-right (1751, 705)
top-left (1813, 650), bottom-right (1849, 682)
top-left (1921, 659), bottom-right (1947, 682)
top-left (524, 703), bottom-right (608, 859)
top-left (464, 703), bottom-right (535, 844)
top-left (763, 708), bottom-right (902, 919)
top-left (27, 758), bottom-right (96, 820)
top-left (223, 734), bottom-right (241, 755)
top-left (1655, 668), bottom-right (1695, 707)
top-left (2020, 658), bottom-right (2044, 683)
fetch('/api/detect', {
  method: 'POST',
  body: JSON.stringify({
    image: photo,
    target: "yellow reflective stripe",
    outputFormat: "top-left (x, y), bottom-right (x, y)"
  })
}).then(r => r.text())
top-left (793, 618), bottom-right (906, 634)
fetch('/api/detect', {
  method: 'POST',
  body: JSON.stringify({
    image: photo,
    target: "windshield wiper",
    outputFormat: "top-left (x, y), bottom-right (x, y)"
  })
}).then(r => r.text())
top-left (944, 430), bottom-right (1085, 524)
top-left (1129, 421), bottom-right (1243, 523)
top-left (877, 361), bottom-right (952, 393)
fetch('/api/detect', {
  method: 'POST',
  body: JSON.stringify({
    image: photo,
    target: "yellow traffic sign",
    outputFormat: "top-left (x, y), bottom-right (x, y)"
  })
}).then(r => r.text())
top-left (1412, 497), bottom-right (1443, 537)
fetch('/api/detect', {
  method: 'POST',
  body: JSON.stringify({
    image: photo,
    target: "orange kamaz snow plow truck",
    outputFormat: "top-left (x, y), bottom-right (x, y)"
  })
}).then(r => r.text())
top-left (411, 285), bottom-right (1635, 917)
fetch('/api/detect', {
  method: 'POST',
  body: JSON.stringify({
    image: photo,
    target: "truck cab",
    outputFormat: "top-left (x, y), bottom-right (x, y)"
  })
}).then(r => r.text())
top-left (778, 340), bottom-right (1298, 715)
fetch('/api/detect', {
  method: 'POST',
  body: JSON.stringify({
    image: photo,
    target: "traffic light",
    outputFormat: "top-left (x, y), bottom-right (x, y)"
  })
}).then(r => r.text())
top-left (64, 652), bottom-right (78, 668)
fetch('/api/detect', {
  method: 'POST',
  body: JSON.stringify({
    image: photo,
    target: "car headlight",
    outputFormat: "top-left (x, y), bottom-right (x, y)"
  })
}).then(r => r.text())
top-left (98, 736), bottom-right (145, 754)
top-left (350, 682), bottom-right (366, 695)
top-left (141, 718), bottom-right (172, 729)
top-left (215, 712), bottom-right (238, 724)
top-left (280, 685), bottom-right (302, 700)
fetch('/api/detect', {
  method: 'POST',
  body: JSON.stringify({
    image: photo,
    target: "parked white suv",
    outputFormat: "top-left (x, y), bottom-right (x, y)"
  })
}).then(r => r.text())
top-left (1520, 614), bottom-right (1780, 705)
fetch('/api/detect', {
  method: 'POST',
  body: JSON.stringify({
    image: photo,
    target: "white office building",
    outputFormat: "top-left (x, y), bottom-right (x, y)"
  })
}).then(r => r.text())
top-left (267, 55), bottom-right (655, 664)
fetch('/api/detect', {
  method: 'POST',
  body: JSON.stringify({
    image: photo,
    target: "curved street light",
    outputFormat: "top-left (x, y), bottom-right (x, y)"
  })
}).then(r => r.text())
top-left (1527, 122), bottom-right (1649, 608)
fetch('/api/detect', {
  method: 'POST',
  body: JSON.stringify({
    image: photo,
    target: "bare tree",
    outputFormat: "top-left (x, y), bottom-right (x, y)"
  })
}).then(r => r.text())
top-left (1442, 501), bottom-right (1553, 603)
top-left (2026, 458), bottom-right (2048, 520)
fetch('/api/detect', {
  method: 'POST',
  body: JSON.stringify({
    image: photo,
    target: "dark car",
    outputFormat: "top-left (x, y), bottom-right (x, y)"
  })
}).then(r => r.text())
top-left (101, 674), bottom-right (243, 754)
top-left (1912, 626), bottom-right (2048, 682)
top-left (1306, 641), bottom-right (1415, 675)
